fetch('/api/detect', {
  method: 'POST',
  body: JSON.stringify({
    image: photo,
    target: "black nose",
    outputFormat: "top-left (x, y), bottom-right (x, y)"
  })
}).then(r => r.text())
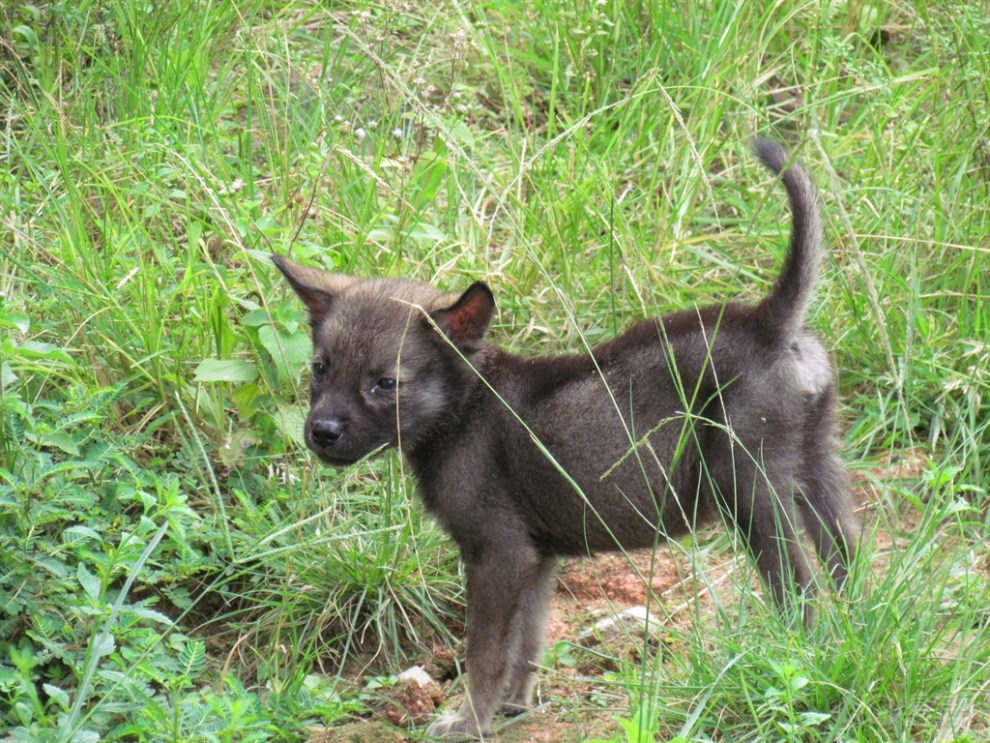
top-left (311, 418), bottom-right (345, 447)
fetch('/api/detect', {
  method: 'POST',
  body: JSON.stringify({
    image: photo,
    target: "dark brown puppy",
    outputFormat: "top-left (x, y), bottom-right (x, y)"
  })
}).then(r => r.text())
top-left (273, 139), bottom-right (858, 740)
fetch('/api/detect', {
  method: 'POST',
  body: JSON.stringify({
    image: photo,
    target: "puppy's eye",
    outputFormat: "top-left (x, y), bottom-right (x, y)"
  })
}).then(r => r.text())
top-left (312, 361), bottom-right (329, 378)
top-left (373, 377), bottom-right (397, 393)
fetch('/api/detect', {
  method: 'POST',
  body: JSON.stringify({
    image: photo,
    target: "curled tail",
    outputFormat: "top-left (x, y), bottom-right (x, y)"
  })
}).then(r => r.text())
top-left (751, 137), bottom-right (824, 341)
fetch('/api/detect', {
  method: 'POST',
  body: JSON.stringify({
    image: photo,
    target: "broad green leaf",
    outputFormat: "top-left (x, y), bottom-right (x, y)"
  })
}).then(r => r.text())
top-left (12, 340), bottom-right (73, 362)
top-left (259, 325), bottom-right (310, 380)
top-left (92, 630), bottom-right (115, 656)
top-left (25, 430), bottom-right (80, 456)
top-left (43, 683), bottom-right (70, 709)
top-left (275, 404), bottom-right (306, 446)
top-left (193, 358), bottom-right (259, 384)
top-left (63, 525), bottom-right (103, 544)
top-left (128, 606), bottom-right (175, 625)
top-left (77, 563), bottom-right (101, 603)
top-left (231, 383), bottom-right (263, 421)
top-left (0, 310), bottom-right (30, 332)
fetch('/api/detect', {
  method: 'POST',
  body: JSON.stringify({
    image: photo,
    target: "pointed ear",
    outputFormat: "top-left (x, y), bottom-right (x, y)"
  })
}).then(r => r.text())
top-left (431, 282), bottom-right (495, 347)
top-left (271, 255), bottom-right (355, 322)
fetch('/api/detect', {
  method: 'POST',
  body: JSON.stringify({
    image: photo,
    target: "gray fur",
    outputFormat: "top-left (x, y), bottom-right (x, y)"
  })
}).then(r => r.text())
top-left (272, 139), bottom-right (859, 740)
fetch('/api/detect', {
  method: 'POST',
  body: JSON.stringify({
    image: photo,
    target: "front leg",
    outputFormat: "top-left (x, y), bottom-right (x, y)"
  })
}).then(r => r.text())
top-left (501, 555), bottom-right (557, 716)
top-left (428, 545), bottom-right (542, 740)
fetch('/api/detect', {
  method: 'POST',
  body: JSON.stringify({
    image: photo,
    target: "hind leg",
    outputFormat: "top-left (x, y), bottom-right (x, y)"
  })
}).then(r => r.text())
top-left (797, 448), bottom-right (858, 589)
top-left (797, 390), bottom-right (859, 589)
top-left (711, 452), bottom-right (816, 615)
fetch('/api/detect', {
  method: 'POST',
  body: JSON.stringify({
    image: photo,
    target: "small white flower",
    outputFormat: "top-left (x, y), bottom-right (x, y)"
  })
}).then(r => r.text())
top-left (391, 128), bottom-right (403, 138)
top-left (217, 178), bottom-right (244, 196)
top-left (354, 127), bottom-right (366, 140)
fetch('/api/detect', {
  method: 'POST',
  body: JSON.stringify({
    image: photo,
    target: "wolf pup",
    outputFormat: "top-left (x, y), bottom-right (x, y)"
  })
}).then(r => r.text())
top-left (272, 139), bottom-right (858, 740)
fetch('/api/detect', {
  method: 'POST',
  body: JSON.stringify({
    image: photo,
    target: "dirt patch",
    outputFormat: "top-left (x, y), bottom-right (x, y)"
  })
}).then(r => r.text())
top-left (313, 540), bottom-right (737, 742)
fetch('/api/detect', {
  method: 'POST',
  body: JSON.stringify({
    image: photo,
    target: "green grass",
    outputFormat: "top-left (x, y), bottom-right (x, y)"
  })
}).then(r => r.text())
top-left (1, 0), bottom-right (988, 740)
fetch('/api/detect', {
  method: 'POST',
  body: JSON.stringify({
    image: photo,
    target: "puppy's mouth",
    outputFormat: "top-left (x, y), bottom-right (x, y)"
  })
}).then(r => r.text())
top-left (312, 450), bottom-right (360, 467)
top-left (309, 443), bottom-right (390, 468)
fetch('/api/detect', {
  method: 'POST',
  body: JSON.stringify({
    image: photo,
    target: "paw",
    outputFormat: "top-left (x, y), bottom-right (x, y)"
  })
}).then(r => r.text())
top-left (427, 713), bottom-right (487, 740)
top-left (499, 701), bottom-right (530, 717)
top-left (499, 677), bottom-right (535, 717)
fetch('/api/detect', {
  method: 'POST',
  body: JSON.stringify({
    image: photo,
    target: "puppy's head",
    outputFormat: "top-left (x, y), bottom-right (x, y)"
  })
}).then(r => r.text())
top-left (272, 255), bottom-right (494, 465)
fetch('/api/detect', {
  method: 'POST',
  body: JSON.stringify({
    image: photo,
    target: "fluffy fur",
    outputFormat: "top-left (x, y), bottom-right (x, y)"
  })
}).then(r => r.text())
top-left (272, 138), bottom-right (858, 740)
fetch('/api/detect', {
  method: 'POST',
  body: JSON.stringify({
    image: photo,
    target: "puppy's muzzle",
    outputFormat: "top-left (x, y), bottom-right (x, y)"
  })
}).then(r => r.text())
top-left (304, 411), bottom-right (386, 466)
